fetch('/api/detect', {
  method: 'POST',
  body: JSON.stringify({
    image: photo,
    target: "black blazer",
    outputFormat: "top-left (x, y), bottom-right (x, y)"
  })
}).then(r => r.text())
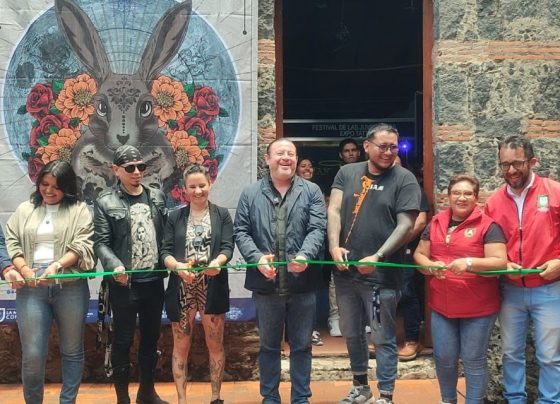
top-left (161, 203), bottom-right (233, 318)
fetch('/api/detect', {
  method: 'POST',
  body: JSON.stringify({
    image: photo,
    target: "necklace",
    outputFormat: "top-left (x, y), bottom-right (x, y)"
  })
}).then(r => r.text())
top-left (190, 207), bottom-right (209, 225)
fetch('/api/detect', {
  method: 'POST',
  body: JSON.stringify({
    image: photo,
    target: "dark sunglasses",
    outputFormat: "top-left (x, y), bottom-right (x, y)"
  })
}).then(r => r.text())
top-left (122, 163), bottom-right (147, 173)
top-left (193, 224), bottom-right (204, 249)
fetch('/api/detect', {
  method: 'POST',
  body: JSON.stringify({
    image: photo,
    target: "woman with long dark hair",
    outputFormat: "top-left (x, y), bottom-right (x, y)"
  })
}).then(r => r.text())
top-left (4, 160), bottom-right (95, 403)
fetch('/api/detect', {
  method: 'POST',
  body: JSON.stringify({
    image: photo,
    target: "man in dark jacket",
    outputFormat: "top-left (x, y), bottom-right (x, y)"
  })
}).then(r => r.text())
top-left (234, 138), bottom-right (326, 404)
top-left (94, 145), bottom-right (168, 404)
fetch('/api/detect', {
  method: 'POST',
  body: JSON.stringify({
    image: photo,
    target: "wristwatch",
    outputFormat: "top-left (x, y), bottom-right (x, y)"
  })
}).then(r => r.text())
top-left (375, 252), bottom-right (385, 262)
top-left (466, 257), bottom-right (473, 272)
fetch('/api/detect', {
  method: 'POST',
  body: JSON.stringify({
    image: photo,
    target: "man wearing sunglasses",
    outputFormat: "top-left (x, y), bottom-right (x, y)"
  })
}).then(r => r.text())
top-left (94, 145), bottom-right (168, 404)
top-left (328, 123), bottom-right (421, 404)
top-left (485, 136), bottom-right (560, 403)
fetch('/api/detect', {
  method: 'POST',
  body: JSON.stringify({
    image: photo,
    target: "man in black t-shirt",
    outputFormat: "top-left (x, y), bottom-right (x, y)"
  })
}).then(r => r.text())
top-left (94, 145), bottom-right (168, 404)
top-left (328, 124), bottom-right (421, 404)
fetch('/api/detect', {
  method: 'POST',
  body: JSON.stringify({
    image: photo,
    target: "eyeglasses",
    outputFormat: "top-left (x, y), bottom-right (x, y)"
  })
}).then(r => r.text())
top-left (369, 141), bottom-right (399, 155)
top-left (450, 190), bottom-right (476, 199)
top-left (192, 225), bottom-right (204, 249)
top-left (122, 163), bottom-right (147, 173)
top-left (498, 160), bottom-right (529, 171)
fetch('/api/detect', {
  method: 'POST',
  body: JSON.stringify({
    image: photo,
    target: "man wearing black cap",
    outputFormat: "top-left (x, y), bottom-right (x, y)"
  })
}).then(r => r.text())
top-left (94, 145), bottom-right (168, 404)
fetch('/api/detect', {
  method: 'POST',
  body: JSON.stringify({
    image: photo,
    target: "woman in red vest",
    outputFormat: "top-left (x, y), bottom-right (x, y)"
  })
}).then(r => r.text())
top-left (414, 174), bottom-right (507, 404)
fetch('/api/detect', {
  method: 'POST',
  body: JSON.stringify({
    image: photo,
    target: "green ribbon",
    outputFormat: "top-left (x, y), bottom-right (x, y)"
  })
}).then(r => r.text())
top-left (0, 258), bottom-right (543, 286)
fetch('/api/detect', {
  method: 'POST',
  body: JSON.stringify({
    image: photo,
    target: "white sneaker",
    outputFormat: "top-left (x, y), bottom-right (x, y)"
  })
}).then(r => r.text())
top-left (338, 380), bottom-right (374, 404)
top-left (329, 318), bottom-right (342, 337)
top-left (376, 399), bottom-right (394, 404)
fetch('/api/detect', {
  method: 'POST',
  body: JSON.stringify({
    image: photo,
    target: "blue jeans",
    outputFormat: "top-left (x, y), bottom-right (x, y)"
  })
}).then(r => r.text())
top-left (499, 280), bottom-right (560, 404)
top-left (398, 268), bottom-right (423, 341)
top-left (335, 275), bottom-right (400, 395)
top-left (16, 279), bottom-right (90, 404)
top-left (253, 291), bottom-right (315, 404)
top-left (431, 310), bottom-right (497, 403)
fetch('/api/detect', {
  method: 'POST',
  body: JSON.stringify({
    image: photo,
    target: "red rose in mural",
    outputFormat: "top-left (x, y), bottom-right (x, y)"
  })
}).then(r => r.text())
top-left (205, 126), bottom-right (217, 151)
top-left (193, 86), bottom-right (220, 123)
top-left (203, 158), bottom-right (219, 181)
top-left (30, 113), bottom-right (70, 146)
top-left (170, 184), bottom-right (190, 205)
top-left (27, 157), bottom-right (45, 182)
top-left (182, 116), bottom-right (216, 150)
top-left (26, 83), bottom-right (54, 120)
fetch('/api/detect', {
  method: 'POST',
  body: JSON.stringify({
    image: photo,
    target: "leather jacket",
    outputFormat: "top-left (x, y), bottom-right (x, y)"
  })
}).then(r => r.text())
top-left (94, 184), bottom-right (167, 282)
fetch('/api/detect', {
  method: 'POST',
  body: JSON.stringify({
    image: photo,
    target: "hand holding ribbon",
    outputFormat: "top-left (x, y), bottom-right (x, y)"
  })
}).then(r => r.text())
top-left (257, 254), bottom-right (276, 280)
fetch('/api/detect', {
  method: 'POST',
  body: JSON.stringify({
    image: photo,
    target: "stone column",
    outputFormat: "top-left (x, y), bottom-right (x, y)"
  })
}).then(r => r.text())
top-left (258, 0), bottom-right (277, 177)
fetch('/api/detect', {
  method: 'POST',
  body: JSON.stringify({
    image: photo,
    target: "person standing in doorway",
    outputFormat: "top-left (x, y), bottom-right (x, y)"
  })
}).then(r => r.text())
top-left (327, 138), bottom-right (363, 338)
top-left (296, 157), bottom-right (329, 347)
top-left (394, 157), bottom-right (430, 362)
top-left (339, 138), bottom-right (361, 165)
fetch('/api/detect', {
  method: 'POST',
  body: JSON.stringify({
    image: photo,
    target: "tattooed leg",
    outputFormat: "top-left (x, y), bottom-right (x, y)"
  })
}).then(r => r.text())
top-left (171, 312), bottom-right (195, 404)
top-left (202, 313), bottom-right (225, 401)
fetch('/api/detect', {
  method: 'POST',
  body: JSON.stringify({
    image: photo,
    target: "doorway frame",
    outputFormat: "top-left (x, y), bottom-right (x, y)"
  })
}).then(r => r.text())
top-left (274, 0), bottom-right (435, 346)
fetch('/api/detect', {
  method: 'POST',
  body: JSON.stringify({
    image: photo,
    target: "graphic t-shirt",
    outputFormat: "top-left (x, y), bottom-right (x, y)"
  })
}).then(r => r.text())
top-left (332, 162), bottom-right (421, 288)
top-left (126, 191), bottom-right (158, 279)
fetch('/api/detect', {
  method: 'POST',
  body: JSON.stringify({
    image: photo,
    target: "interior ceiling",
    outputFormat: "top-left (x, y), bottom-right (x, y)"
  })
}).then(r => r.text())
top-left (283, 0), bottom-right (422, 120)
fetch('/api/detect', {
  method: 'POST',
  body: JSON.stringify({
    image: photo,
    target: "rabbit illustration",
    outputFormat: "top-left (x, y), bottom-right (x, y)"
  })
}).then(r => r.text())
top-left (55, 0), bottom-right (192, 200)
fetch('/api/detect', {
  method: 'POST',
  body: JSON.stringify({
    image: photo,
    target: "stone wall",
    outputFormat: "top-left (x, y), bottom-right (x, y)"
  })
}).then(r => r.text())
top-left (257, 0), bottom-right (277, 177)
top-left (432, 1), bottom-right (560, 402)
top-left (432, 0), bottom-right (560, 200)
top-left (0, 323), bottom-right (260, 383)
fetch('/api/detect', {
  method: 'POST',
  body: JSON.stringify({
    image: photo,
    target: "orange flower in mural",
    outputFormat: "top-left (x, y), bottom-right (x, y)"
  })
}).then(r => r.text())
top-left (151, 75), bottom-right (191, 126)
top-left (167, 130), bottom-right (209, 165)
top-left (55, 74), bottom-right (96, 124)
top-left (36, 128), bottom-right (80, 164)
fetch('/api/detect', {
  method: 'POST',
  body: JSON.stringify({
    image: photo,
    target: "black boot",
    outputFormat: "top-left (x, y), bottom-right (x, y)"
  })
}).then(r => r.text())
top-left (136, 353), bottom-right (168, 404)
top-left (113, 364), bottom-right (131, 404)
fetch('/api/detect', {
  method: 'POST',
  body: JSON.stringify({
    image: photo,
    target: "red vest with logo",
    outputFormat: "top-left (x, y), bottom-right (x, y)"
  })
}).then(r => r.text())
top-left (428, 207), bottom-right (500, 318)
top-left (485, 175), bottom-right (560, 287)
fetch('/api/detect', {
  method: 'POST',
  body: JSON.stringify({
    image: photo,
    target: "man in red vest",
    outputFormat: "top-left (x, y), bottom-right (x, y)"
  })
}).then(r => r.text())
top-left (485, 135), bottom-right (560, 403)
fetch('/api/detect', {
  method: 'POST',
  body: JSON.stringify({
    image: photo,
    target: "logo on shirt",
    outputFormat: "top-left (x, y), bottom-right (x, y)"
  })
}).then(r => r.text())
top-left (537, 194), bottom-right (549, 212)
top-left (368, 184), bottom-right (384, 191)
top-left (464, 228), bottom-right (476, 238)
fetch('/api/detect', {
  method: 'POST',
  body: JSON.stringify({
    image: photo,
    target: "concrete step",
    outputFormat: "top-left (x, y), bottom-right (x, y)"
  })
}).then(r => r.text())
top-left (281, 354), bottom-right (436, 381)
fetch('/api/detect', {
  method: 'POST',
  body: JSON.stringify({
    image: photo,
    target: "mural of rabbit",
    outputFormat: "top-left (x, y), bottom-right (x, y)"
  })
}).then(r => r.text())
top-left (55, 0), bottom-right (192, 201)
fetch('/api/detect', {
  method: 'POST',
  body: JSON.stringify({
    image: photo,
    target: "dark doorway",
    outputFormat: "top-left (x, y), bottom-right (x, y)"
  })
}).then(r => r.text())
top-left (279, 0), bottom-right (429, 351)
top-left (281, 0), bottom-right (424, 187)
